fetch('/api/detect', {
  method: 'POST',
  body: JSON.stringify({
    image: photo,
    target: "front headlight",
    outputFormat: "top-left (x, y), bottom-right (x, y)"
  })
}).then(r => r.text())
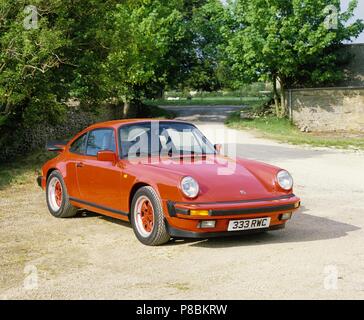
top-left (277, 170), bottom-right (293, 190)
top-left (180, 176), bottom-right (199, 198)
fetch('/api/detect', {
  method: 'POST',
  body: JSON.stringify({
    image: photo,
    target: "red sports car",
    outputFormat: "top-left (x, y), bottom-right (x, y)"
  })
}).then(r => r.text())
top-left (38, 119), bottom-right (300, 245)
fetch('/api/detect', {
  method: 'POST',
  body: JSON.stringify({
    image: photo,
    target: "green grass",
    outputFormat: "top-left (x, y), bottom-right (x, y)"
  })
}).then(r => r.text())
top-left (144, 96), bottom-right (263, 106)
top-left (226, 112), bottom-right (364, 150)
top-left (0, 149), bottom-right (55, 190)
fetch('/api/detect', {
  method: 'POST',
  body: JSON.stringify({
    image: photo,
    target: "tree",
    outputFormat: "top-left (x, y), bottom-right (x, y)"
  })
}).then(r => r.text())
top-left (0, 0), bottom-right (118, 132)
top-left (0, 0), bottom-right (218, 128)
top-left (0, 1), bottom-right (68, 129)
top-left (223, 0), bottom-right (364, 117)
top-left (180, 0), bottom-right (227, 93)
top-left (102, 0), bottom-right (188, 117)
top-left (102, 0), bottom-right (230, 115)
top-left (55, 0), bottom-right (120, 107)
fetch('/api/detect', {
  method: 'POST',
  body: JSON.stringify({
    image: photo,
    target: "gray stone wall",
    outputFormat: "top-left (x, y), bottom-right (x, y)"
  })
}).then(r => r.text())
top-left (287, 44), bottom-right (364, 133)
top-left (289, 88), bottom-right (364, 132)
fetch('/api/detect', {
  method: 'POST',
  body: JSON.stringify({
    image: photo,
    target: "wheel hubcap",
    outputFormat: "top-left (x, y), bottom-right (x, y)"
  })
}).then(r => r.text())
top-left (134, 196), bottom-right (154, 237)
top-left (55, 181), bottom-right (62, 207)
top-left (48, 177), bottom-right (63, 212)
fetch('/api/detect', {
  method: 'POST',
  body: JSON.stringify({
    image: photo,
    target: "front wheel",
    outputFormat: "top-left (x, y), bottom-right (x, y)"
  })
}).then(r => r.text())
top-left (130, 186), bottom-right (170, 246)
top-left (46, 170), bottom-right (78, 218)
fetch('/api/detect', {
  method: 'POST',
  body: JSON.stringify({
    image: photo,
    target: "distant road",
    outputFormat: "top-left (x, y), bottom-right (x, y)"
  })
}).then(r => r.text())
top-left (160, 104), bottom-right (244, 122)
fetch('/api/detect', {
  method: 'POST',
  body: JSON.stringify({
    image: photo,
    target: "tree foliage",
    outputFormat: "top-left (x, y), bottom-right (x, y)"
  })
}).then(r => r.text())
top-left (101, 0), bottom-right (187, 114)
top-left (0, 0), bottom-right (215, 128)
top-left (222, 0), bottom-right (364, 116)
top-left (181, 0), bottom-right (227, 92)
top-left (0, 0), bottom-right (120, 130)
top-left (0, 1), bottom-right (67, 128)
top-left (1, 0), bottom-right (363, 134)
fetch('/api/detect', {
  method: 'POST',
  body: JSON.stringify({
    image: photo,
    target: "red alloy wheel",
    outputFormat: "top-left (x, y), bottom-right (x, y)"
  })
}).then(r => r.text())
top-left (140, 199), bottom-right (154, 232)
top-left (54, 181), bottom-right (63, 207)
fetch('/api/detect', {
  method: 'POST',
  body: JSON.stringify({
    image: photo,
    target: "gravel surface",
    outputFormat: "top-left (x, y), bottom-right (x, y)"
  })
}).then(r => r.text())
top-left (0, 106), bottom-right (363, 299)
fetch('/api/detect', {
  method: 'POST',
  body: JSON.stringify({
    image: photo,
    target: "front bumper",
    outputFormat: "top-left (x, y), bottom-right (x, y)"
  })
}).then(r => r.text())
top-left (165, 194), bottom-right (300, 237)
top-left (167, 194), bottom-right (300, 218)
top-left (166, 221), bottom-right (285, 239)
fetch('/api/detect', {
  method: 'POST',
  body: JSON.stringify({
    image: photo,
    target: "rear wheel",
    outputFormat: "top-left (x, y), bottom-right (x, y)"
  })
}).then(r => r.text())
top-left (46, 170), bottom-right (78, 218)
top-left (130, 186), bottom-right (170, 246)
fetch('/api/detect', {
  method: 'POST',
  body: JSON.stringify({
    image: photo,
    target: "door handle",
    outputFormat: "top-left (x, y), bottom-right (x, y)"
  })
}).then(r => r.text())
top-left (76, 162), bottom-right (84, 168)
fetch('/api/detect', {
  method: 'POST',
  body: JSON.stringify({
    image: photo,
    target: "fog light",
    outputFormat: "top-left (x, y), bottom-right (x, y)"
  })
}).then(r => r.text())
top-left (280, 213), bottom-right (292, 221)
top-left (294, 202), bottom-right (300, 209)
top-left (190, 210), bottom-right (209, 216)
top-left (200, 220), bottom-right (216, 228)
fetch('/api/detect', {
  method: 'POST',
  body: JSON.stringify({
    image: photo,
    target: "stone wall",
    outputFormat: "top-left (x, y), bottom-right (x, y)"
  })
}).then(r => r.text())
top-left (287, 44), bottom-right (364, 132)
top-left (0, 105), bottom-right (121, 163)
top-left (289, 88), bottom-right (364, 132)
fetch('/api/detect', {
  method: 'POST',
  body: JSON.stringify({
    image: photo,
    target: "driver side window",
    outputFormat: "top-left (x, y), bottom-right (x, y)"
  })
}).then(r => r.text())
top-left (86, 129), bottom-right (116, 157)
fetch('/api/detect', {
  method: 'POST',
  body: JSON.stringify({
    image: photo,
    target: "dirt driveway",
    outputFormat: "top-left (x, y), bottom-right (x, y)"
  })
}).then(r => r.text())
top-left (1, 106), bottom-right (364, 299)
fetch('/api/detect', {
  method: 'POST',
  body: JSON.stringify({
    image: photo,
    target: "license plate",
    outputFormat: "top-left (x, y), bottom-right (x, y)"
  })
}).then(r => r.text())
top-left (228, 217), bottom-right (271, 232)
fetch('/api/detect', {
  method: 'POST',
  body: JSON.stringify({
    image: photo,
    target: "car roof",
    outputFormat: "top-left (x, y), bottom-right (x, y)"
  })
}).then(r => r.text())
top-left (86, 118), bottom-right (190, 131)
top-left (68, 118), bottom-right (192, 145)
top-left (68, 119), bottom-right (194, 146)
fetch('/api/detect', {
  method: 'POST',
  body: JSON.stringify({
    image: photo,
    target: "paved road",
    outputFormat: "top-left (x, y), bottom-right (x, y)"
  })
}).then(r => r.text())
top-left (161, 105), bottom-right (243, 122)
top-left (1, 105), bottom-right (363, 299)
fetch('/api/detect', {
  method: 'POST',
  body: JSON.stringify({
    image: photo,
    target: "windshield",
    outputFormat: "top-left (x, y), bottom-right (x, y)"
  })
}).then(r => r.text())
top-left (119, 122), bottom-right (216, 158)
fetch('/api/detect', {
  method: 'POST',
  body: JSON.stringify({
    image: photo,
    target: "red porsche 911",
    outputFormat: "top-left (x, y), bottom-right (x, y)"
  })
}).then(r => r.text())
top-left (38, 119), bottom-right (301, 245)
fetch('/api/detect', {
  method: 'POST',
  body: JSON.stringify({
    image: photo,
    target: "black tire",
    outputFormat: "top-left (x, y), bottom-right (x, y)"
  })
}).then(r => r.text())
top-left (46, 170), bottom-right (78, 218)
top-left (130, 186), bottom-right (170, 246)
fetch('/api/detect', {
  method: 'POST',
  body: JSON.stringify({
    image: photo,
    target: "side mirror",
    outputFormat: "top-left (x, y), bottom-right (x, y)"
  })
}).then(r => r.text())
top-left (214, 144), bottom-right (222, 154)
top-left (97, 150), bottom-right (116, 163)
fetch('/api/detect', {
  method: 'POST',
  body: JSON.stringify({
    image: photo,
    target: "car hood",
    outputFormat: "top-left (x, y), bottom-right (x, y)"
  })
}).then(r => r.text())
top-left (144, 155), bottom-right (280, 202)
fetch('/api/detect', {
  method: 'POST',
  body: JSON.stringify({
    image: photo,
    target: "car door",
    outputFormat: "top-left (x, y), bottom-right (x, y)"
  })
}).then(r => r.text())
top-left (75, 128), bottom-right (123, 211)
top-left (66, 132), bottom-right (88, 199)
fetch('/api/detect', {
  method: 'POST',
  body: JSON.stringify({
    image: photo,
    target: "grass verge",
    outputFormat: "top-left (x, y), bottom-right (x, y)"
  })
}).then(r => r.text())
top-left (226, 112), bottom-right (364, 150)
top-left (0, 149), bottom-right (54, 190)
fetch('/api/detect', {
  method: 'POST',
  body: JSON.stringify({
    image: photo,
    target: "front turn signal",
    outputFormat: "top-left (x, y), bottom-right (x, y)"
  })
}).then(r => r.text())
top-left (190, 210), bottom-right (209, 216)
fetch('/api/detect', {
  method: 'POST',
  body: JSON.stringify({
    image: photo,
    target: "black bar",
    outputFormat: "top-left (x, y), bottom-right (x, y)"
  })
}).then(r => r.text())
top-left (210, 203), bottom-right (297, 216)
top-left (69, 197), bottom-right (129, 217)
top-left (0, 300), bottom-right (361, 319)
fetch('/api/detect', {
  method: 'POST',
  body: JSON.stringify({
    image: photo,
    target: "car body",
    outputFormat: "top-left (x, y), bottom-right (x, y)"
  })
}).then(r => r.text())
top-left (38, 119), bottom-right (300, 245)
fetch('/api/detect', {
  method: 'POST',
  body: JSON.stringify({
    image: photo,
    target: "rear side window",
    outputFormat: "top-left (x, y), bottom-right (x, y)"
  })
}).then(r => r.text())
top-left (86, 129), bottom-right (116, 156)
top-left (69, 133), bottom-right (87, 154)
